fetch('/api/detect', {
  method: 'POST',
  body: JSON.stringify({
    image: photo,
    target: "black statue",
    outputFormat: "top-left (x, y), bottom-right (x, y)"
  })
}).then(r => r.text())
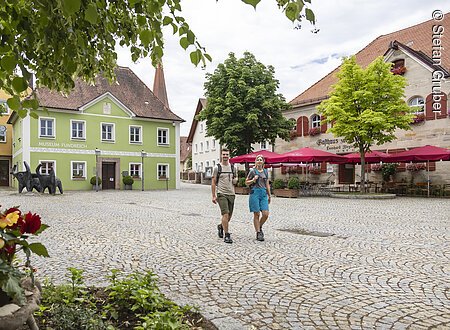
top-left (36, 164), bottom-right (63, 195)
top-left (10, 162), bottom-right (41, 193)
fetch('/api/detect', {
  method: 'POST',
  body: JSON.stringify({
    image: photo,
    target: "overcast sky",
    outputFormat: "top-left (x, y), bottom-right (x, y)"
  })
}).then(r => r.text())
top-left (116, 0), bottom-right (449, 136)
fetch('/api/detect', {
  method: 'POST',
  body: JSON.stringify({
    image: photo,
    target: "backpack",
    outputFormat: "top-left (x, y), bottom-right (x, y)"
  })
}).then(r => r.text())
top-left (216, 163), bottom-right (235, 186)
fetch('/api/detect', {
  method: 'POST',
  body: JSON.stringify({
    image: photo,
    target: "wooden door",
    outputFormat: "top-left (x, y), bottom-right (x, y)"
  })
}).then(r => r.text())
top-left (102, 162), bottom-right (116, 190)
top-left (0, 160), bottom-right (9, 186)
top-left (338, 163), bottom-right (355, 184)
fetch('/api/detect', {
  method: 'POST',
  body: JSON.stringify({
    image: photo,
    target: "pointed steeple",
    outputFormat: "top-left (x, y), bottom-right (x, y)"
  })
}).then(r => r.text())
top-left (153, 62), bottom-right (169, 109)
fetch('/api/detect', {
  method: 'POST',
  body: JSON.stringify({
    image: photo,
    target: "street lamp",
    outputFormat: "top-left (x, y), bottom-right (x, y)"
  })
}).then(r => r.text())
top-left (95, 148), bottom-right (101, 192)
top-left (141, 150), bottom-right (147, 191)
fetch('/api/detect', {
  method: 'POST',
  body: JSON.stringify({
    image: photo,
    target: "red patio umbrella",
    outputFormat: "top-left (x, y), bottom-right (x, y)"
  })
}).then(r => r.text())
top-left (387, 145), bottom-right (450, 197)
top-left (386, 145), bottom-right (450, 162)
top-left (343, 150), bottom-right (390, 164)
top-left (268, 147), bottom-right (346, 164)
top-left (229, 150), bottom-right (281, 164)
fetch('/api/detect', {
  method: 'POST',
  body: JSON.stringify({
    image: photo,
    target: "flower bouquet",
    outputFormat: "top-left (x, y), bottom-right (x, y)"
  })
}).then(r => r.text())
top-left (411, 113), bottom-right (425, 124)
top-left (391, 66), bottom-right (406, 75)
top-left (0, 206), bottom-right (49, 305)
top-left (308, 127), bottom-right (321, 136)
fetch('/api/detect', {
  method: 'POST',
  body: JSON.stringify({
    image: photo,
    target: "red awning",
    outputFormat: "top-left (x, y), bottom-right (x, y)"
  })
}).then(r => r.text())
top-left (268, 147), bottom-right (346, 164)
top-left (343, 150), bottom-right (390, 164)
top-left (387, 145), bottom-right (450, 162)
top-left (229, 150), bottom-right (281, 164)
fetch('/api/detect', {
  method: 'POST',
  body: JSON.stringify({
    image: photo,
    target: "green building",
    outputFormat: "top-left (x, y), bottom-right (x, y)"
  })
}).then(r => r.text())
top-left (8, 66), bottom-right (183, 191)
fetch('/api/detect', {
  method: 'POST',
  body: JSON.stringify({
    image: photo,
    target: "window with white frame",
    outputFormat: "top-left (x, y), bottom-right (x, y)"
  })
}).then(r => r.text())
top-left (157, 128), bottom-right (169, 145)
top-left (129, 163), bottom-right (141, 178)
top-left (195, 163), bottom-right (198, 172)
top-left (200, 162), bottom-right (203, 172)
top-left (103, 102), bottom-right (111, 114)
top-left (200, 123), bottom-right (203, 133)
top-left (129, 126), bottom-right (142, 144)
top-left (260, 141), bottom-right (267, 150)
top-left (71, 161), bottom-right (86, 179)
top-left (39, 161), bottom-right (55, 175)
top-left (71, 120), bottom-right (85, 140)
top-left (212, 160), bottom-right (215, 167)
top-left (39, 118), bottom-right (55, 138)
top-left (206, 141), bottom-right (209, 152)
top-left (200, 142), bottom-right (203, 152)
top-left (195, 144), bottom-right (198, 153)
top-left (158, 164), bottom-right (168, 179)
top-left (0, 125), bottom-right (6, 143)
top-left (0, 101), bottom-right (9, 115)
top-left (311, 114), bottom-right (321, 128)
top-left (408, 96), bottom-right (425, 114)
top-left (101, 123), bottom-right (115, 141)
top-left (212, 139), bottom-right (216, 150)
top-left (206, 161), bottom-right (210, 168)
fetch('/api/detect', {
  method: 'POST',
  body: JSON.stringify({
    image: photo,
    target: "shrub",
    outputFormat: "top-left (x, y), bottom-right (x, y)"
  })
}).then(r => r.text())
top-left (90, 176), bottom-right (102, 185)
top-left (237, 177), bottom-right (246, 187)
top-left (123, 175), bottom-right (134, 185)
top-left (287, 176), bottom-right (301, 190)
top-left (237, 170), bottom-right (246, 178)
top-left (272, 179), bottom-right (285, 189)
top-left (381, 163), bottom-right (398, 182)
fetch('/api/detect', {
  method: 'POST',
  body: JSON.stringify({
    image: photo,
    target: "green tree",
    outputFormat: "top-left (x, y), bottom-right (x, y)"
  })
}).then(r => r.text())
top-left (0, 0), bottom-right (316, 118)
top-left (198, 52), bottom-right (294, 157)
top-left (317, 56), bottom-right (413, 192)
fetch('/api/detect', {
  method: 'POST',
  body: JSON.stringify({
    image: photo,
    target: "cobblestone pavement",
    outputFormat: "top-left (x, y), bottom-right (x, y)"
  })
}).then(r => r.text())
top-left (1, 184), bottom-right (449, 329)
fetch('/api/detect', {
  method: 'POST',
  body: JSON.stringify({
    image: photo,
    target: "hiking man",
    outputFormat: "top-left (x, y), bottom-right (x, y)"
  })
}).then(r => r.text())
top-left (211, 148), bottom-right (237, 244)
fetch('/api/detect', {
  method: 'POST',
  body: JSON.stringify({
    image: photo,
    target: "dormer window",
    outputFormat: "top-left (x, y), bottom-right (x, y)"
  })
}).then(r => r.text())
top-left (391, 59), bottom-right (406, 75)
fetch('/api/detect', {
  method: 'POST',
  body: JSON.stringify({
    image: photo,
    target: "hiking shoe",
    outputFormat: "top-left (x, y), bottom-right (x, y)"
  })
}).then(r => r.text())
top-left (224, 233), bottom-right (233, 244)
top-left (256, 231), bottom-right (265, 241)
top-left (217, 224), bottom-right (224, 238)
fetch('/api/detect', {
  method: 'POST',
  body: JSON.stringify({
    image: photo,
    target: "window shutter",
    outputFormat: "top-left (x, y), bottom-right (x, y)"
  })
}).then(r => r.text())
top-left (365, 164), bottom-right (371, 173)
top-left (281, 166), bottom-right (287, 174)
top-left (435, 93), bottom-right (448, 119)
top-left (320, 116), bottom-right (327, 133)
top-left (427, 161), bottom-right (436, 171)
top-left (425, 94), bottom-right (436, 120)
top-left (320, 162), bottom-right (327, 173)
top-left (302, 116), bottom-right (309, 136)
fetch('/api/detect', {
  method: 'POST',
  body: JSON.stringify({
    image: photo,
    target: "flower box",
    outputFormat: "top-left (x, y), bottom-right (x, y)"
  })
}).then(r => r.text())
top-left (273, 188), bottom-right (298, 198)
top-left (308, 127), bottom-right (320, 136)
top-left (406, 163), bottom-right (426, 171)
top-left (391, 66), bottom-right (406, 75)
top-left (307, 166), bottom-right (321, 175)
top-left (411, 113), bottom-right (425, 124)
top-left (371, 164), bottom-right (382, 171)
top-left (234, 186), bottom-right (250, 195)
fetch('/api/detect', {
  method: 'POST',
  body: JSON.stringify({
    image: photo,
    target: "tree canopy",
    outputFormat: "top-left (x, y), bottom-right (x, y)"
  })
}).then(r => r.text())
top-left (317, 56), bottom-right (413, 189)
top-left (0, 0), bottom-right (316, 117)
top-left (198, 52), bottom-right (293, 156)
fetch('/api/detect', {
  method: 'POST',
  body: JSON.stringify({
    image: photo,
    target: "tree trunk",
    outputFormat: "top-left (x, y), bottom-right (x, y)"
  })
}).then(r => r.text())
top-left (360, 147), bottom-right (366, 193)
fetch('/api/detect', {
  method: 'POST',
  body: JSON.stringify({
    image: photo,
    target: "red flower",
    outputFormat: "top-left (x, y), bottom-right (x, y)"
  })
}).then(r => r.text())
top-left (20, 212), bottom-right (42, 234)
top-left (4, 207), bottom-right (21, 217)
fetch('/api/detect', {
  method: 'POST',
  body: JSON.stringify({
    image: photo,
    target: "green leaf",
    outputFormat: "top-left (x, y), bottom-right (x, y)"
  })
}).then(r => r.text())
top-left (140, 30), bottom-right (152, 46)
top-left (23, 98), bottom-right (39, 110)
top-left (12, 76), bottom-right (28, 93)
top-left (204, 53), bottom-right (212, 62)
top-left (285, 3), bottom-right (299, 22)
top-left (1, 55), bottom-right (16, 72)
top-left (61, 0), bottom-right (81, 16)
top-left (305, 8), bottom-right (315, 23)
top-left (241, 0), bottom-right (261, 9)
top-left (137, 15), bottom-right (146, 26)
top-left (179, 37), bottom-right (189, 50)
top-left (7, 96), bottom-right (21, 110)
top-left (84, 3), bottom-right (98, 24)
top-left (18, 109), bottom-right (28, 118)
top-left (186, 30), bottom-right (195, 44)
top-left (190, 50), bottom-right (201, 66)
top-left (28, 243), bottom-right (50, 257)
top-left (162, 16), bottom-right (173, 26)
top-left (29, 111), bottom-right (39, 119)
top-left (34, 224), bottom-right (49, 235)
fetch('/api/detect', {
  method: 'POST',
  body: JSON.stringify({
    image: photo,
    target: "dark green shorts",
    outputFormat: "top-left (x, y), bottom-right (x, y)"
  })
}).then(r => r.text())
top-left (217, 193), bottom-right (235, 216)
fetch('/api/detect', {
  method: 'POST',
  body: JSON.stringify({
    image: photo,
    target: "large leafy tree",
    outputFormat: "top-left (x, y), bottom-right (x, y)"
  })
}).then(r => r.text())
top-left (0, 0), bottom-right (316, 117)
top-left (317, 56), bottom-right (413, 191)
top-left (199, 52), bottom-right (293, 156)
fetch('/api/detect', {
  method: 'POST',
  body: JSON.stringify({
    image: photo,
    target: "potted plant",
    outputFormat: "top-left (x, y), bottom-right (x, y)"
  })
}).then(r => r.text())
top-left (273, 177), bottom-right (299, 198)
top-left (90, 176), bottom-right (102, 190)
top-left (123, 175), bottom-right (134, 190)
top-left (0, 206), bottom-right (49, 327)
top-left (234, 177), bottom-right (249, 195)
top-left (308, 127), bottom-right (321, 136)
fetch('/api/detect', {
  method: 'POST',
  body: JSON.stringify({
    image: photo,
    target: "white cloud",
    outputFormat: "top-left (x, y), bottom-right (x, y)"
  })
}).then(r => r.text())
top-left (116, 0), bottom-right (450, 136)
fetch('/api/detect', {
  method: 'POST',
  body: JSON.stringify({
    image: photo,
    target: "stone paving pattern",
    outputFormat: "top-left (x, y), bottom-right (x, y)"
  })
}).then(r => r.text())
top-left (1, 183), bottom-right (449, 329)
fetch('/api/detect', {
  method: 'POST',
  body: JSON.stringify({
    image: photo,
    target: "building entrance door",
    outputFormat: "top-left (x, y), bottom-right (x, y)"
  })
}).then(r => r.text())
top-left (102, 162), bottom-right (116, 190)
top-left (0, 160), bottom-right (9, 186)
top-left (338, 163), bottom-right (355, 184)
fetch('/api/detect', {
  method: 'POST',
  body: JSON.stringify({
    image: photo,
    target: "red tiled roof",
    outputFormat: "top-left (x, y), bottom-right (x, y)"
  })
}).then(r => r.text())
top-left (290, 14), bottom-right (450, 106)
top-left (35, 66), bottom-right (183, 122)
top-left (180, 136), bottom-right (191, 162)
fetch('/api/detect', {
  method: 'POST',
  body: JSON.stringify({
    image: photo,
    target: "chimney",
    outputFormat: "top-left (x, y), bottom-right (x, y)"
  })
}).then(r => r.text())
top-left (153, 62), bottom-right (169, 109)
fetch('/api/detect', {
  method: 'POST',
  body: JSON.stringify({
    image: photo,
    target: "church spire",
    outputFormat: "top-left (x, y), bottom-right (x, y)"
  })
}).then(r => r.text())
top-left (153, 62), bottom-right (169, 109)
